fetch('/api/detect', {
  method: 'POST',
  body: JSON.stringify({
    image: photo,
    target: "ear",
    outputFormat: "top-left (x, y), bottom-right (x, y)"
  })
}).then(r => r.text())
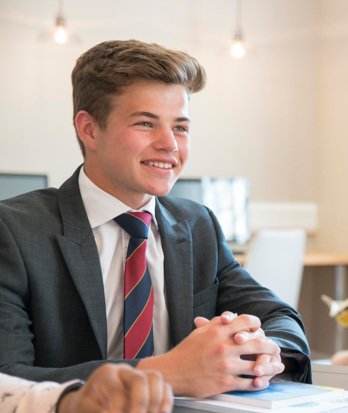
top-left (74, 110), bottom-right (99, 152)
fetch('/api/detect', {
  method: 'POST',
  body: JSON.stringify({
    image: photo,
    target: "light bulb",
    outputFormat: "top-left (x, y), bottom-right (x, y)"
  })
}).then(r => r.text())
top-left (230, 39), bottom-right (247, 59)
top-left (230, 28), bottom-right (248, 59)
top-left (38, 3), bottom-right (81, 46)
top-left (53, 26), bottom-right (68, 44)
top-left (53, 15), bottom-right (68, 44)
top-left (229, 1), bottom-right (251, 60)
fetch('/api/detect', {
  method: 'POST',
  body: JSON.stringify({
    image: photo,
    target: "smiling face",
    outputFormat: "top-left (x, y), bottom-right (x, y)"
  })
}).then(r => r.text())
top-left (75, 80), bottom-right (190, 209)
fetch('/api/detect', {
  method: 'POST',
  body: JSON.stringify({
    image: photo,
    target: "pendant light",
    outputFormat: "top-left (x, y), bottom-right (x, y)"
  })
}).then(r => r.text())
top-left (39, 0), bottom-right (80, 45)
top-left (230, 0), bottom-right (249, 59)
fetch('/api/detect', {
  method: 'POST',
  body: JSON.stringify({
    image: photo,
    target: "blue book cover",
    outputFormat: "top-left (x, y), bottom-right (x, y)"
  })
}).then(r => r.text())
top-left (212, 380), bottom-right (344, 409)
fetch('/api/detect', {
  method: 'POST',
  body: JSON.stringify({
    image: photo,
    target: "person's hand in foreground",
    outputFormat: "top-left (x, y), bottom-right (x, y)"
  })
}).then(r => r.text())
top-left (137, 312), bottom-right (284, 398)
top-left (58, 363), bottom-right (173, 413)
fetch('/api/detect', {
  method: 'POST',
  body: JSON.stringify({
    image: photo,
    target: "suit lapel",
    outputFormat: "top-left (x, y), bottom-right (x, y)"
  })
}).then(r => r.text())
top-left (56, 169), bottom-right (107, 358)
top-left (156, 200), bottom-right (194, 345)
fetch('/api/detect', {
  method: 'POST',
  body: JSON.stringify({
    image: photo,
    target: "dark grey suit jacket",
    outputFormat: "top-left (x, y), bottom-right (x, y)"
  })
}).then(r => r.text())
top-left (0, 168), bottom-right (311, 383)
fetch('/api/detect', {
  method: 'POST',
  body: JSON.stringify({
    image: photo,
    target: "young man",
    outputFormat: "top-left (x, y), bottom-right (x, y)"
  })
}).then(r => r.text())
top-left (0, 363), bottom-right (172, 413)
top-left (0, 39), bottom-right (310, 397)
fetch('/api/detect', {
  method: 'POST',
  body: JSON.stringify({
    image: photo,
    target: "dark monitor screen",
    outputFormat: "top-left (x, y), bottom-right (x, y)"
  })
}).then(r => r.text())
top-left (0, 173), bottom-right (48, 201)
top-left (169, 177), bottom-right (250, 244)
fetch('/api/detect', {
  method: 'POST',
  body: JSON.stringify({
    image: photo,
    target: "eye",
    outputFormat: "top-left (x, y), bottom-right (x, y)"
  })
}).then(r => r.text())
top-left (135, 121), bottom-right (153, 128)
top-left (174, 125), bottom-right (189, 133)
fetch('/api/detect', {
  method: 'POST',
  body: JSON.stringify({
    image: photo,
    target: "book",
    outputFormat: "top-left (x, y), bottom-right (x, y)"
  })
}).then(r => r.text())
top-left (212, 380), bottom-right (344, 409)
top-left (175, 380), bottom-right (346, 412)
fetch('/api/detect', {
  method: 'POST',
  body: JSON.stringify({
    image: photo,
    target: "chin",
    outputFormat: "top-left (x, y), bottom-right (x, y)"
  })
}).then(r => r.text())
top-left (147, 185), bottom-right (173, 197)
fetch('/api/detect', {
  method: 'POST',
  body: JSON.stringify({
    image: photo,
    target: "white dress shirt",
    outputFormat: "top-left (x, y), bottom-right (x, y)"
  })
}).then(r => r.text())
top-left (0, 373), bottom-right (76, 413)
top-left (78, 168), bottom-right (170, 359)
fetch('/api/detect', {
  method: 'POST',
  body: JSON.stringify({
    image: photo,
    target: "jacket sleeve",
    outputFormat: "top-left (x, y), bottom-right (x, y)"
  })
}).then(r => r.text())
top-left (207, 209), bottom-right (312, 383)
top-left (0, 214), bottom-right (138, 383)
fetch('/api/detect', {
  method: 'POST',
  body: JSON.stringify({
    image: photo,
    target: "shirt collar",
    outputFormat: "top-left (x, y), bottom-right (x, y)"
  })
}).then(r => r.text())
top-left (78, 167), bottom-right (157, 229)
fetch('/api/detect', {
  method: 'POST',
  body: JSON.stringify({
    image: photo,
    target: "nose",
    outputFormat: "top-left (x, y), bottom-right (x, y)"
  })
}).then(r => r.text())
top-left (154, 126), bottom-right (178, 152)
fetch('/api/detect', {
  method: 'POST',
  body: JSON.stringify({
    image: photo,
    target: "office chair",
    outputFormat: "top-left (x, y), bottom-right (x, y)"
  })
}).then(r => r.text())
top-left (244, 229), bottom-right (306, 309)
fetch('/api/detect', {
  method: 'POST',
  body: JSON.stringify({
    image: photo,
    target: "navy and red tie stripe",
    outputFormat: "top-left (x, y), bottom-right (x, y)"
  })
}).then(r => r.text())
top-left (114, 211), bottom-right (154, 359)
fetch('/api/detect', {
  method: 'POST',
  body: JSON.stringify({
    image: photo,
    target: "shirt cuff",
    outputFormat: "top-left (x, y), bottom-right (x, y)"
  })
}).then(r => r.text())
top-left (1, 378), bottom-right (83, 413)
top-left (55, 380), bottom-right (85, 413)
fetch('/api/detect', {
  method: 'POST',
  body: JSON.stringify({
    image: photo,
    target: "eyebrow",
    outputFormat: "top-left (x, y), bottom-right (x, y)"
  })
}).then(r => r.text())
top-left (129, 111), bottom-right (190, 123)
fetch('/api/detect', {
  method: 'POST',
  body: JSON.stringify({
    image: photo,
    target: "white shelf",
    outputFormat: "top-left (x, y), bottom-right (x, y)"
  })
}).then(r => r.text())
top-left (312, 359), bottom-right (348, 390)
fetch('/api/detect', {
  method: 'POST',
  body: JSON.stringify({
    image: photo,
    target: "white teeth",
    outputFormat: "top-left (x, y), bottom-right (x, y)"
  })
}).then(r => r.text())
top-left (146, 161), bottom-right (173, 169)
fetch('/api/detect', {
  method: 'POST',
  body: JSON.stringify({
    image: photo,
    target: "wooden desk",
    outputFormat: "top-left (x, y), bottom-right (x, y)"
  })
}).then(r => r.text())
top-left (234, 252), bottom-right (348, 268)
top-left (235, 251), bottom-right (348, 352)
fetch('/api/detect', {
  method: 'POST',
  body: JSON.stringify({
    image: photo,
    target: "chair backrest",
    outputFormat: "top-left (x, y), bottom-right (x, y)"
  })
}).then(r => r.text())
top-left (244, 229), bottom-right (306, 309)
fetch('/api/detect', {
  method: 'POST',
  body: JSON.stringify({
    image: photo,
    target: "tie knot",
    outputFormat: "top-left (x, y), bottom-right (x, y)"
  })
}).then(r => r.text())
top-left (114, 211), bottom-right (152, 239)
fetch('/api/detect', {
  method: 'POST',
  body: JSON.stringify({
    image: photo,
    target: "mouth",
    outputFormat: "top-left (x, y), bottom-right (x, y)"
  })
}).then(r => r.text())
top-left (142, 161), bottom-right (175, 170)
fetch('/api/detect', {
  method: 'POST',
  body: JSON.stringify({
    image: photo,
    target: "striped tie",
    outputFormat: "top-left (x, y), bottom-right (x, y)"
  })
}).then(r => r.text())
top-left (114, 211), bottom-right (154, 359)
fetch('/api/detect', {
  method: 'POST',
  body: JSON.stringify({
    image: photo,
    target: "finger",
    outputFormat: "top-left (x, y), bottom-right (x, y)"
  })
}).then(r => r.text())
top-left (224, 371), bottom-right (271, 392)
top-left (194, 316), bottom-right (210, 328)
top-left (234, 328), bottom-right (265, 344)
top-left (252, 353), bottom-right (284, 389)
top-left (119, 368), bottom-right (149, 413)
top-left (195, 313), bottom-right (238, 329)
top-left (224, 314), bottom-right (261, 336)
top-left (145, 371), bottom-right (164, 413)
top-left (220, 311), bottom-right (238, 324)
top-left (235, 359), bottom-right (259, 377)
top-left (252, 375), bottom-right (273, 389)
top-left (238, 337), bottom-right (281, 358)
top-left (158, 383), bottom-right (174, 413)
top-left (222, 374), bottom-right (268, 392)
top-left (253, 353), bottom-right (284, 377)
top-left (215, 353), bottom-right (258, 378)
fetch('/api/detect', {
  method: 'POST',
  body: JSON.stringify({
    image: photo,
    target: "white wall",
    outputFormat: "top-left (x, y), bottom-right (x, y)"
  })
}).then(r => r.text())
top-left (318, 0), bottom-right (348, 252)
top-left (0, 0), bottom-right (347, 250)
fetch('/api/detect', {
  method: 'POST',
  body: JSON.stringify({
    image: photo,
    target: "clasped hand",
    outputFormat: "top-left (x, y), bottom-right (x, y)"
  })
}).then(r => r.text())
top-left (195, 312), bottom-right (284, 394)
top-left (141, 312), bottom-right (285, 398)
